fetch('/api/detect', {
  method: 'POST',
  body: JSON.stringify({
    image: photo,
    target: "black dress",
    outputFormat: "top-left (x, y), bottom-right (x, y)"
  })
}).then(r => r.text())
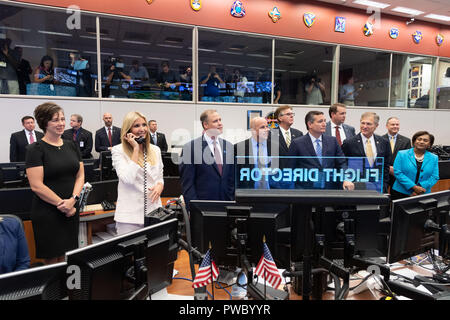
top-left (25, 139), bottom-right (81, 259)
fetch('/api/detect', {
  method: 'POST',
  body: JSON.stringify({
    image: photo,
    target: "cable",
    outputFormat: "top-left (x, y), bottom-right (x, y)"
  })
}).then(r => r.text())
top-left (172, 277), bottom-right (214, 299)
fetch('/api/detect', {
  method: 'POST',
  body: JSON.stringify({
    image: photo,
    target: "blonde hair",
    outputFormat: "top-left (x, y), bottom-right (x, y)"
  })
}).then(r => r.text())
top-left (120, 111), bottom-right (157, 166)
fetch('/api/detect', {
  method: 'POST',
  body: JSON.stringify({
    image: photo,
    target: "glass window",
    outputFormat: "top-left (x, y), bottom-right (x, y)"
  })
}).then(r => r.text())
top-left (391, 54), bottom-right (433, 108)
top-left (275, 40), bottom-right (333, 105)
top-left (99, 17), bottom-right (192, 100)
top-left (339, 48), bottom-right (390, 107)
top-left (436, 59), bottom-right (450, 109)
top-left (0, 3), bottom-right (98, 97)
top-left (198, 30), bottom-right (272, 104)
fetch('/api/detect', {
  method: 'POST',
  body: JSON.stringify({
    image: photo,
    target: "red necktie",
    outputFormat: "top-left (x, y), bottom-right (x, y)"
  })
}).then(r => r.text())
top-left (211, 137), bottom-right (223, 176)
top-left (108, 127), bottom-right (112, 147)
top-left (29, 132), bottom-right (34, 144)
top-left (73, 130), bottom-right (77, 141)
top-left (335, 126), bottom-right (342, 146)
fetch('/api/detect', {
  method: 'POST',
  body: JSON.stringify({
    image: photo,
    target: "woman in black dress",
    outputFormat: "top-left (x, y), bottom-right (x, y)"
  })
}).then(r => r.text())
top-left (26, 102), bottom-right (85, 265)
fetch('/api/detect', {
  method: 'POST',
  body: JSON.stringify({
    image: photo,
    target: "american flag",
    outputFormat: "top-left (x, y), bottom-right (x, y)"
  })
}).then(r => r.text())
top-left (192, 249), bottom-right (219, 288)
top-left (255, 242), bottom-right (282, 289)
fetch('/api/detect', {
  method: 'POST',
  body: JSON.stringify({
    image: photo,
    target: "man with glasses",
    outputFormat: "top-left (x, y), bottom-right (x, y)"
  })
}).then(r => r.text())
top-left (269, 105), bottom-right (303, 158)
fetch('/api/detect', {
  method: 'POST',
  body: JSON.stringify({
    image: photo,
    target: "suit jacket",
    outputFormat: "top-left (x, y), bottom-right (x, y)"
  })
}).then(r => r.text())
top-left (111, 143), bottom-right (164, 225)
top-left (234, 138), bottom-right (273, 189)
top-left (267, 127), bottom-right (303, 171)
top-left (0, 216), bottom-right (30, 274)
top-left (179, 135), bottom-right (235, 210)
top-left (150, 132), bottom-right (168, 152)
top-left (382, 133), bottom-right (411, 187)
top-left (325, 122), bottom-right (356, 143)
top-left (9, 130), bottom-right (44, 162)
top-left (341, 133), bottom-right (392, 193)
top-left (288, 134), bottom-right (347, 189)
top-left (62, 127), bottom-right (93, 159)
top-left (95, 126), bottom-right (121, 153)
top-left (393, 148), bottom-right (439, 195)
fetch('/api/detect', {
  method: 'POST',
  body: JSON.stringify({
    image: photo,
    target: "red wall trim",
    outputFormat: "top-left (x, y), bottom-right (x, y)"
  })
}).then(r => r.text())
top-left (10, 0), bottom-right (450, 58)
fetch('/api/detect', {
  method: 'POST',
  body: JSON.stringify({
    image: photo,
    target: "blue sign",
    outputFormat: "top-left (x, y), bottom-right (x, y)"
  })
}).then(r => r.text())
top-left (231, 0), bottom-right (246, 18)
top-left (335, 17), bottom-right (346, 33)
top-left (389, 27), bottom-right (399, 39)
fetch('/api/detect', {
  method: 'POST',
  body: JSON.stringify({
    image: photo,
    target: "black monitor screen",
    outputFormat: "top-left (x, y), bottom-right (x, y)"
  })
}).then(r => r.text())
top-left (387, 190), bottom-right (450, 264)
top-left (100, 151), bottom-right (117, 181)
top-left (0, 187), bottom-right (34, 220)
top-left (86, 179), bottom-right (118, 205)
top-left (0, 162), bottom-right (28, 188)
top-left (0, 262), bottom-right (68, 300)
top-left (190, 200), bottom-right (290, 268)
top-left (66, 218), bottom-right (178, 300)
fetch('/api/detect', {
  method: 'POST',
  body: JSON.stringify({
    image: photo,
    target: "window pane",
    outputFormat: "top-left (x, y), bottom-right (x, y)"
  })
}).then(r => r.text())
top-left (0, 3), bottom-right (98, 97)
top-left (339, 48), bottom-right (390, 107)
top-left (391, 54), bottom-right (433, 108)
top-left (275, 40), bottom-right (333, 105)
top-left (437, 59), bottom-right (450, 109)
top-left (198, 30), bottom-right (272, 104)
top-left (99, 17), bottom-right (192, 100)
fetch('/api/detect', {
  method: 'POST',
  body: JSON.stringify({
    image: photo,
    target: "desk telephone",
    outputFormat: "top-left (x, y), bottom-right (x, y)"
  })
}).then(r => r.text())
top-left (101, 200), bottom-right (116, 211)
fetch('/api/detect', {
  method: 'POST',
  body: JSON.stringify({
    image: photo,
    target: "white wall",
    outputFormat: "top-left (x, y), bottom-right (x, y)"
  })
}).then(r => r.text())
top-left (1, 97), bottom-right (450, 163)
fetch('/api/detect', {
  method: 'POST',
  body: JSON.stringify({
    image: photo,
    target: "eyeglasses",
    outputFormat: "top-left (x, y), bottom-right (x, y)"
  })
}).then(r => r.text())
top-left (281, 112), bottom-right (295, 117)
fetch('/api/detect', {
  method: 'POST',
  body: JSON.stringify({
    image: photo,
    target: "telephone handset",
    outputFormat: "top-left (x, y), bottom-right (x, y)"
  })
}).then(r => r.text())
top-left (135, 136), bottom-right (146, 144)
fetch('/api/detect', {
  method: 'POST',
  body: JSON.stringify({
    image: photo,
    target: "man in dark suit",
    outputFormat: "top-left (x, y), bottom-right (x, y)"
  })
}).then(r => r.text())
top-left (324, 103), bottom-right (356, 146)
top-left (9, 116), bottom-right (44, 162)
top-left (342, 112), bottom-right (392, 193)
top-left (95, 112), bottom-right (121, 153)
top-left (268, 105), bottom-right (303, 168)
top-left (149, 120), bottom-right (168, 152)
top-left (62, 114), bottom-right (93, 159)
top-left (288, 111), bottom-right (354, 190)
top-left (179, 109), bottom-right (235, 210)
top-left (382, 116), bottom-right (411, 190)
top-left (234, 116), bottom-right (271, 189)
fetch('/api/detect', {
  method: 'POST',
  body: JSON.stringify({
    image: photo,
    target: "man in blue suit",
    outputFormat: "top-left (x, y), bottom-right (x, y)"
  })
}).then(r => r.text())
top-left (179, 109), bottom-right (235, 210)
top-left (288, 110), bottom-right (354, 190)
top-left (324, 103), bottom-right (356, 146)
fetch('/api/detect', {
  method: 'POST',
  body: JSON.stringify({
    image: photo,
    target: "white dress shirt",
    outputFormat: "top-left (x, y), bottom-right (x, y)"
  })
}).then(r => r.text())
top-left (330, 121), bottom-right (347, 142)
top-left (279, 126), bottom-right (291, 145)
top-left (25, 129), bottom-right (37, 144)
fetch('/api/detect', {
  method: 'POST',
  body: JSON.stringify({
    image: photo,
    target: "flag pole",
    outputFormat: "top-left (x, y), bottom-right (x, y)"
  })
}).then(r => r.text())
top-left (263, 235), bottom-right (267, 300)
top-left (209, 241), bottom-right (215, 300)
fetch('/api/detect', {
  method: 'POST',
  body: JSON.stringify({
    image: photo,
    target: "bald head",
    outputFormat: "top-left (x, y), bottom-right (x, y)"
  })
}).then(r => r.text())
top-left (250, 117), bottom-right (269, 142)
top-left (103, 113), bottom-right (113, 127)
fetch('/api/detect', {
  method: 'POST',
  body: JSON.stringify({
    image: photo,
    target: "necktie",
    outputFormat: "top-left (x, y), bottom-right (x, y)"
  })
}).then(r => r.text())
top-left (390, 136), bottom-right (395, 153)
top-left (366, 139), bottom-right (374, 166)
top-left (256, 143), bottom-right (268, 189)
top-left (285, 130), bottom-right (291, 148)
top-left (315, 139), bottom-right (322, 165)
top-left (72, 130), bottom-right (77, 141)
top-left (29, 131), bottom-right (34, 144)
top-left (335, 126), bottom-right (342, 146)
top-left (108, 127), bottom-right (112, 147)
top-left (212, 137), bottom-right (223, 176)
top-left (152, 133), bottom-right (157, 145)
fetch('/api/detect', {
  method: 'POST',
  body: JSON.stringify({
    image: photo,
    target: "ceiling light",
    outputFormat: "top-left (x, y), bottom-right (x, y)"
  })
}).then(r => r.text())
top-left (198, 48), bottom-right (216, 52)
top-left (121, 54), bottom-right (143, 59)
top-left (147, 57), bottom-right (168, 61)
top-left (275, 55), bottom-right (295, 60)
top-left (220, 51), bottom-right (244, 55)
top-left (122, 40), bottom-right (151, 45)
top-left (352, 0), bottom-right (390, 9)
top-left (14, 44), bottom-right (44, 49)
top-left (424, 14), bottom-right (450, 22)
top-left (50, 48), bottom-right (78, 52)
top-left (0, 26), bottom-right (31, 32)
top-left (225, 64), bottom-right (245, 68)
top-left (156, 44), bottom-right (183, 49)
top-left (391, 7), bottom-right (424, 16)
top-left (38, 30), bottom-right (72, 37)
top-left (247, 54), bottom-right (270, 58)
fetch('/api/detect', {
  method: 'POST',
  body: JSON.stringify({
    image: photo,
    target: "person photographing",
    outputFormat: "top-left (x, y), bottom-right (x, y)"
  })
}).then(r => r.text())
top-left (111, 111), bottom-right (164, 235)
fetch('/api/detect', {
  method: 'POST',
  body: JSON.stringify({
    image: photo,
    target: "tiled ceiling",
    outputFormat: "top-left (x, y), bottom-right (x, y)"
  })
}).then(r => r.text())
top-left (316, 0), bottom-right (450, 25)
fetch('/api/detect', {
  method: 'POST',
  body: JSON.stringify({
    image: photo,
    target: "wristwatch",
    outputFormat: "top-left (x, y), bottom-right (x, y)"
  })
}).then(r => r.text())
top-left (72, 194), bottom-right (80, 201)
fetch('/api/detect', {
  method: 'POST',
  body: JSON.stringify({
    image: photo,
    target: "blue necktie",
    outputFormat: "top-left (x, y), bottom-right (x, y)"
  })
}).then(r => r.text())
top-left (315, 139), bottom-right (322, 165)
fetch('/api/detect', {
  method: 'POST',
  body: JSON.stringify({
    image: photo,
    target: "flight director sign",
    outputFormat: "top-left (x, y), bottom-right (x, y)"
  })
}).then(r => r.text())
top-left (235, 156), bottom-right (384, 193)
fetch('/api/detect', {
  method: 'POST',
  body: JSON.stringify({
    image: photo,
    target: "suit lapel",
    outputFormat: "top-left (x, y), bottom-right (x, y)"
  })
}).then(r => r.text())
top-left (278, 128), bottom-right (288, 154)
top-left (356, 134), bottom-right (365, 156)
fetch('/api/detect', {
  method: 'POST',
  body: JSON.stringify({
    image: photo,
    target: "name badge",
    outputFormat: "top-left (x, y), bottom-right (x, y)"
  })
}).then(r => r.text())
top-left (80, 141), bottom-right (84, 148)
top-left (0, 61), bottom-right (6, 68)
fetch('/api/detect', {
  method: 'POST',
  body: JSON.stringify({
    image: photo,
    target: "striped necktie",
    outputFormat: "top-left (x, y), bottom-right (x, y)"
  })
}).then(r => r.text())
top-left (285, 130), bottom-right (291, 148)
top-left (366, 139), bottom-right (375, 166)
top-left (390, 136), bottom-right (395, 153)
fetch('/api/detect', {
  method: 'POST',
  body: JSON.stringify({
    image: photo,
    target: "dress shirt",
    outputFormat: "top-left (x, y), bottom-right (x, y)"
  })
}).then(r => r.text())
top-left (279, 126), bottom-right (292, 145)
top-left (203, 133), bottom-right (223, 163)
top-left (25, 129), bottom-right (37, 144)
top-left (361, 134), bottom-right (377, 159)
top-left (308, 133), bottom-right (322, 156)
top-left (330, 121), bottom-right (347, 142)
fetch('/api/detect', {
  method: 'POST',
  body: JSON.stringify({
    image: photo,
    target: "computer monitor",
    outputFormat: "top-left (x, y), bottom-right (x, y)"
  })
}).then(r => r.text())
top-left (189, 200), bottom-right (290, 268)
top-left (0, 162), bottom-right (28, 188)
top-left (82, 159), bottom-right (98, 182)
top-left (161, 152), bottom-right (179, 177)
top-left (99, 151), bottom-right (117, 181)
top-left (0, 187), bottom-right (34, 220)
top-left (0, 262), bottom-right (68, 300)
top-left (66, 218), bottom-right (178, 300)
top-left (387, 190), bottom-right (450, 264)
top-left (85, 179), bottom-right (118, 205)
top-left (317, 204), bottom-right (384, 260)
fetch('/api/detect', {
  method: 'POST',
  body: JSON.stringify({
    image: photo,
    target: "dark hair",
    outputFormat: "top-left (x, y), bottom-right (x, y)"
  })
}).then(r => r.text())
top-left (21, 116), bottom-right (34, 124)
top-left (305, 111), bottom-right (324, 130)
top-left (274, 105), bottom-right (292, 121)
top-left (34, 102), bottom-right (63, 133)
top-left (39, 55), bottom-right (54, 70)
top-left (329, 103), bottom-right (346, 117)
top-left (412, 131), bottom-right (434, 148)
top-left (71, 114), bottom-right (83, 124)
